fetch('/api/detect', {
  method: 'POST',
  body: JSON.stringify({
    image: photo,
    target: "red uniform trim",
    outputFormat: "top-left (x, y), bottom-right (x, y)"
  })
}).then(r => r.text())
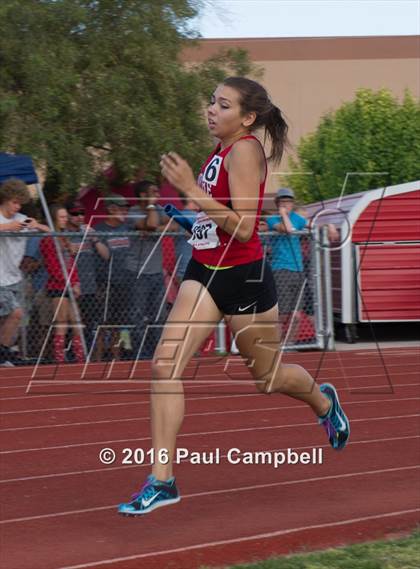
top-left (192, 135), bottom-right (266, 267)
top-left (40, 236), bottom-right (79, 291)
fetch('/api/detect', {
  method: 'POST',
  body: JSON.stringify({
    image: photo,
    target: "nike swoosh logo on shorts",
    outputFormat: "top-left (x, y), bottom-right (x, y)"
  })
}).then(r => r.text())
top-left (238, 302), bottom-right (257, 312)
top-left (141, 491), bottom-right (162, 508)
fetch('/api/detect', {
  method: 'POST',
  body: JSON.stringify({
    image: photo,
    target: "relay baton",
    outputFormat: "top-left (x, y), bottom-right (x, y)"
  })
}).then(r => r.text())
top-left (164, 204), bottom-right (194, 233)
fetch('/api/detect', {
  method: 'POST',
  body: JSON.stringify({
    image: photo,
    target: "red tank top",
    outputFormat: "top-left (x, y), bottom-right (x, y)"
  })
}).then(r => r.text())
top-left (192, 135), bottom-right (266, 267)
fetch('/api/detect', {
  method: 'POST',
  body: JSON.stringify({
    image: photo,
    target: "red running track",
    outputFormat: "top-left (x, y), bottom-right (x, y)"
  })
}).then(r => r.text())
top-left (0, 347), bottom-right (419, 569)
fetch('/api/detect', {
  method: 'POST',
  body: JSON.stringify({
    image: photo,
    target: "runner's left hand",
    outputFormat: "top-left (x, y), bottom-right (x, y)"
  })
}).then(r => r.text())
top-left (160, 152), bottom-right (195, 195)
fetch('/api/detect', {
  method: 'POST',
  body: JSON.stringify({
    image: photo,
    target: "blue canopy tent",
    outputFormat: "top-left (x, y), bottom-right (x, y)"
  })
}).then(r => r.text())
top-left (0, 152), bottom-right (38, 185)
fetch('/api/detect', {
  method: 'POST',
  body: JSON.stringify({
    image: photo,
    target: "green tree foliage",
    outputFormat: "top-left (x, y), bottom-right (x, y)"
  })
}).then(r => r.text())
top-left (287, 88), bottom-right (420, 202)
top-left (0, 0), bottom-right (257, 194)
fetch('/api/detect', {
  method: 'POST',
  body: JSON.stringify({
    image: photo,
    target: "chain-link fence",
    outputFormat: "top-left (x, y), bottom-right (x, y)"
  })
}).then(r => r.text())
top-left (223, 227), bottom-right (334, 353)
top-left (0, 225), bottom-right (333, 365)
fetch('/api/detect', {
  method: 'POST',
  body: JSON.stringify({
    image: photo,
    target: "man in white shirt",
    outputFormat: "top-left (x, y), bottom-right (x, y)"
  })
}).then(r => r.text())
top-left (0, 178), bottom-right (48, 366)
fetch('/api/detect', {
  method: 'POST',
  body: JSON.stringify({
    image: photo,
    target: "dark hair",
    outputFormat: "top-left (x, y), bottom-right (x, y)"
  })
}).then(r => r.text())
top-left (133, 180), bottom-right (155, 198)
top-left (64, 199), bottom-right (84, 214)
top-left (223, 77), bottom-right (289, 163)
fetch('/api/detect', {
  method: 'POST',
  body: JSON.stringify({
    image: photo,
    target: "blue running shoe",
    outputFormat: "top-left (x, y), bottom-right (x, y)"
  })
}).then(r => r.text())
top-left (118, 474), bottom-right (180, 516)
top-left (318, 383), bottom-right (350, 450)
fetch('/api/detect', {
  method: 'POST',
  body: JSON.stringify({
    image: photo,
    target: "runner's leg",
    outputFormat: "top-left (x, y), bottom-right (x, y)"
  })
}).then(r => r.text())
top-left (151, 279), bottom-right (222, 481)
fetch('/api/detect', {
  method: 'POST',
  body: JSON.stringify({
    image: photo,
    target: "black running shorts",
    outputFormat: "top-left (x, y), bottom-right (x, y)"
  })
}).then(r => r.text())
top-left (183, 257), bottom-right (277, 315)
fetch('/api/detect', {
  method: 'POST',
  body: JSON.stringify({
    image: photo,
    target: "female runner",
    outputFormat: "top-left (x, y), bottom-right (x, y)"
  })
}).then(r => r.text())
top-left (118, 77), bottom-right (350, 515)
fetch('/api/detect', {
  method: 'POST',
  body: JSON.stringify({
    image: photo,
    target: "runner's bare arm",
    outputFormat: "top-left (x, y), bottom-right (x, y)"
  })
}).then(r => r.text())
top-left (160, 141), bottom-right (263, 243)
top-left (224, 139), bottom-right (262, 242)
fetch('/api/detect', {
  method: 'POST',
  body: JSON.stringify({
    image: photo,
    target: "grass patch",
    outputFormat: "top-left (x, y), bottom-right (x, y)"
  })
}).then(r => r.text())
top-left (202, 530), bottom-right (420, 569)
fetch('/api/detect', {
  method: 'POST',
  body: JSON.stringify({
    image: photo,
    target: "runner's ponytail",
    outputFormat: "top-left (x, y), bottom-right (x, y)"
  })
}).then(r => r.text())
top-left (264, 103), bottom-right (289, 163)
top-left (223, 76), bottom-right (289, 163)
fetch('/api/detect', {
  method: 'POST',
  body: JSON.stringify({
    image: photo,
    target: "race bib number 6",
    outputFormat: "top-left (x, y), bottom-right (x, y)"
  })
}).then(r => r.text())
top-left (188, 211), bottom-right (220, 250)
top-left (203, 155), bottom-right (222, 186)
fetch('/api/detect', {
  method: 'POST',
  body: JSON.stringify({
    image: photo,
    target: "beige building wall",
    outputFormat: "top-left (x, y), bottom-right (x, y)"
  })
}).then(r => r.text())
top-left (183, 36), bottom-right (420, 194)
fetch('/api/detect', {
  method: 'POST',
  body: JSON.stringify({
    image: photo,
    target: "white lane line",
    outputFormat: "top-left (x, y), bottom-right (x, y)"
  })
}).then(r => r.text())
top-left (0, 382), bottom-right (253, 408)
top-left (0, 378), bottom-right (420, 408)
top-left (1, 465), bottom-right (418, 525)
top-left (2, 379), bottom-right (237, 394)
top-left (1, 350), bottom-right (418, 380)
top-left (23, 365), bottom-right (420, 389)
top-left (56, 507), bottom-right (420, 569)
top-left (1, 413), bottom-right (419, 455)
top-left (21, 362), bottom-right (420, 390)
top-left (1, 359), bottom-right (418, 390)
top-left (1, 434), bottom-right (418, 485)
top-left (1, 351), bottom-right (417, 376)
top-left (0, 383), bottom-right (420, 422)
top-left (25, 358), bottom-right (419, 376)
top-left (0, 391), bottom-right (254, 412)
top-left (1, 396), bottom-right (419, 433)
top-left (0, 379), bottom-right (235, 390)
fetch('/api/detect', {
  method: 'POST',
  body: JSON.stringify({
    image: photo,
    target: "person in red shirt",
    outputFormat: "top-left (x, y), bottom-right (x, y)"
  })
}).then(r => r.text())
top-left (40, 205), bottom-right (83, 363)
top-left (118, 77), bottom-right (350, 516)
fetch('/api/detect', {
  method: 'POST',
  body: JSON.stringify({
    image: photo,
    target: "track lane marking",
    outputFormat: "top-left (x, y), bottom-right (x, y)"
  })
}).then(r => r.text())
top-left (1, 413), bottom-right (419, 455)
top-left (0, 434), bottom-right (418, 484)
top-left (1, 396), bottom-right (419, 433)
top-left (1, 465), bottom-right (418, 525)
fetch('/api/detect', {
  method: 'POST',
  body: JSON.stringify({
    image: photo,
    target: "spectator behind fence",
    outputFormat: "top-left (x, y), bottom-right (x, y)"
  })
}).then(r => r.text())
top-left (266, 189), bottom-right (338, 341)
top-left (0, 179), bottom-right (49, 366)
top-left (66, 201), bottom-right (109, 358)
top-left (266, 188), bottom-right (309, 337)
top-left (126, 180), bottom-right (169, 360)
top-left (40, 205), bottom-right (84, 363)
top-left (258, 209), bottom-right (272, 262)
top-left (95, 194), bottom-right (131, 360)
top-left (20, 203), bottom-right (53, 361)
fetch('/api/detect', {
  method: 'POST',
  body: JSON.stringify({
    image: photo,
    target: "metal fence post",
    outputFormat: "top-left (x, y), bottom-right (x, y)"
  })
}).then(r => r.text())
top-left (313, 227), bottom-right (325, 349)
top-left (215, 320), bottom-right (227, 354)
top-left (321, 226), bottom-right (335, 350)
